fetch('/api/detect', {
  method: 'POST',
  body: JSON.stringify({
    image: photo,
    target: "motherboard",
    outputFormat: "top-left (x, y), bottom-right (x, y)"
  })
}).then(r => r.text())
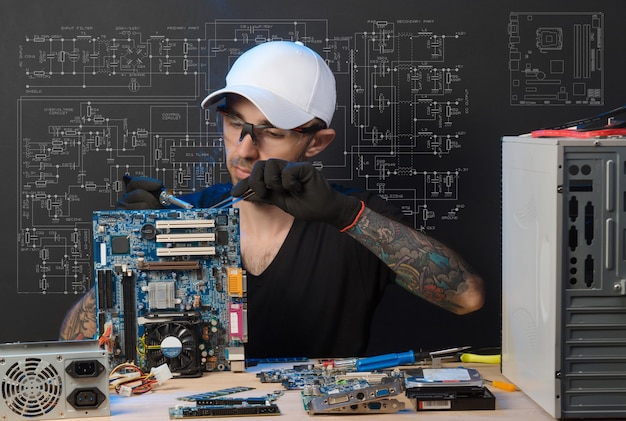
top-left (92, 207), bottom-right (246, 377)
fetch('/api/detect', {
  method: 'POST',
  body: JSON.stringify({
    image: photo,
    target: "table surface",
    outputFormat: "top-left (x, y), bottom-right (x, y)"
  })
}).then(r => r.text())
top-left (70, 362), bottom-right (559, 421)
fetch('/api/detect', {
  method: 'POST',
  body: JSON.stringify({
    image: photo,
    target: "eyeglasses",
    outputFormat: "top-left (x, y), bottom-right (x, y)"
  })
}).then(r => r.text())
top-left (216, 105), bottom-right (325, 151)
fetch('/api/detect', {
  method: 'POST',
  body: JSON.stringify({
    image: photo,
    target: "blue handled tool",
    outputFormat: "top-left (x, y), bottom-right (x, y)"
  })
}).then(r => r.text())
top-left (351, 346), bottom-right (472, 372)
top-left (354, 350), bottom-right (416, 372)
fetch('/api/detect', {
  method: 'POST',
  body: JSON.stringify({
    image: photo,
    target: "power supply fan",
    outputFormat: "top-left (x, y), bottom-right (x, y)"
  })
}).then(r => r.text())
top-left (145, 322), bottom-right (200, 376)
top-left (1, 357), bottom-right (63, 417)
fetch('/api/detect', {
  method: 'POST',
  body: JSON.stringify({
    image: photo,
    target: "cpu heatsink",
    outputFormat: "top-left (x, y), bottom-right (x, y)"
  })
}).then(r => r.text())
top-left (144, 320), bottom-right (201, 377)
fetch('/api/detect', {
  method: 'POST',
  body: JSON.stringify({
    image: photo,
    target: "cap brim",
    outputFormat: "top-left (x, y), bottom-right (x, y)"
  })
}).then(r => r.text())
top-left (201, 85), bottom-right (315, 130)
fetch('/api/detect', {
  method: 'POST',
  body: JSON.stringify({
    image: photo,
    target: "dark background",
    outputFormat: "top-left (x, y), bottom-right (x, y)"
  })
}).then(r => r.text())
top-left (1, 0), bottom-right (624, 356)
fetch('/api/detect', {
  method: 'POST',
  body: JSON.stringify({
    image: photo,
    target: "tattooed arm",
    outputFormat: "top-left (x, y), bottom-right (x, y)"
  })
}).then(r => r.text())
top-left (346, 207), bottom-right (485, 314)
top-left (59, 288), bottom-right (97, 340)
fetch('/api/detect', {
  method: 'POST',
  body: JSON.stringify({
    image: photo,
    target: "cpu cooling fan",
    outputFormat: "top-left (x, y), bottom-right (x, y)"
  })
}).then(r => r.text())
top-left (145, 321), bottom-right (200, 377)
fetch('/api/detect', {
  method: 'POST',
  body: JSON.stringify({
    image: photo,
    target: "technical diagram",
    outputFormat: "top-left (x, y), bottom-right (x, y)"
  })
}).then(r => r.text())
top-left (16, 18), bottom-right (474, 295)
top-left (508, 12), bottom-right (604, 105)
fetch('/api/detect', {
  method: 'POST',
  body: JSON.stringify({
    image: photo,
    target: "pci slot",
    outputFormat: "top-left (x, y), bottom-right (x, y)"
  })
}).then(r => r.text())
top-left (156, 233), bottom-right (216, 242)
top-left (156, 220), bottom-right (215, 229)
top-left (157, 247), bottom-right (216, 256)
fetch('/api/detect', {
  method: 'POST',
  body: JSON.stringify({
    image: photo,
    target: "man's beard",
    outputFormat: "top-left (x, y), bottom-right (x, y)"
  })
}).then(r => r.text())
top-left (228, 156), bottom-right (254, 184)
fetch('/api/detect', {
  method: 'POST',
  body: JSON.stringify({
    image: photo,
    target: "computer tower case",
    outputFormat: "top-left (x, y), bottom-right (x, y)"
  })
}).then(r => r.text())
top-left (502, 136), bottom-right (626, 419)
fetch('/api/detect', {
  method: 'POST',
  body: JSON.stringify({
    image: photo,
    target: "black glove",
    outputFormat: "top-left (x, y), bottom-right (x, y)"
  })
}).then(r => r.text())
top-left (116, 175), bottom-right (164, 210)
top-left (231, 159), bottom-right (364, 231)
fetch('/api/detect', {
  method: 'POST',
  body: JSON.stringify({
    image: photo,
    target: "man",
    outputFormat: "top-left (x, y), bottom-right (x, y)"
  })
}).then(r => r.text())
top-left (61, 41), bottom-right (484, 358)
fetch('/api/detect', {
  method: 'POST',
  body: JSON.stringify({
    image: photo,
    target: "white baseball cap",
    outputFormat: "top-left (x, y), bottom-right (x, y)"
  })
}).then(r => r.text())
top-left (201, 41), bottom-right (336, 129)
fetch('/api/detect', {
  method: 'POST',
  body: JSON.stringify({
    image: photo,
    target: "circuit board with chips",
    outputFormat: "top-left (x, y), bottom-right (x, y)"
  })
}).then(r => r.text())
top-left (92, 207), bottom-right (246, 377)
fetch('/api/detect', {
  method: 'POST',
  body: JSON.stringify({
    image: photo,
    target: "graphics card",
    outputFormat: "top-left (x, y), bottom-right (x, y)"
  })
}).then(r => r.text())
top-left (0, 340), bottom-right (109, 420)
top-left (302, 376), bottom-right (404, 415)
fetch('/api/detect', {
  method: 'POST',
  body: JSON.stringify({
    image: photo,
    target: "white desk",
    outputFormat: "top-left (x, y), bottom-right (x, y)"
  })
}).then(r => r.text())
top-left (77, 363), bottom-right (558, 421)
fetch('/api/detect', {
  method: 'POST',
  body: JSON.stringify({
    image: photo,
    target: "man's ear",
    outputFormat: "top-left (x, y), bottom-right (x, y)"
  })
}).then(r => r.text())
top-left (304, 128), bottom-right (335, 158)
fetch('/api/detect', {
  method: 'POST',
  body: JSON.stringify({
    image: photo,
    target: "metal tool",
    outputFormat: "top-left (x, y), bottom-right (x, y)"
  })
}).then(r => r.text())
top-left (326, 346), bottom-right (472, 372)
top-left (159, 190), bottom-right (194, 209)
top-left (427, 345), bottom-right (472, 367)
top-left (207, 189), bottom-right (255, 210)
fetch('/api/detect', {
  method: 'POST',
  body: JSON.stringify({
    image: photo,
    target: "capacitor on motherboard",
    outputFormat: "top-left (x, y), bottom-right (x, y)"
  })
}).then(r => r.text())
top-left (202, 325), bottom-right (210, 341)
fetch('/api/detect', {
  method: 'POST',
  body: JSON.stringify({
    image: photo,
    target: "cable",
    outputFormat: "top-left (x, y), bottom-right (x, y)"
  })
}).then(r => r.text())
top-left (108, 362), bottom-right (172, 396)
top-left (539, 103), bottom-right (626, 131)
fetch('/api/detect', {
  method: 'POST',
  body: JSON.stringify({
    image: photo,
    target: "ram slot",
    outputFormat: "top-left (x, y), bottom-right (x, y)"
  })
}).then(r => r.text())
top-left (96, 269), bottom-right (114, 310)
top-left (98, 313), bottom-right (107, 337)
top-left (96, 269), bottom-right (108, 311)
top-left (105, 270), bottom-right (113, 308)
top-left (122, 270), bottom-right (137, 363)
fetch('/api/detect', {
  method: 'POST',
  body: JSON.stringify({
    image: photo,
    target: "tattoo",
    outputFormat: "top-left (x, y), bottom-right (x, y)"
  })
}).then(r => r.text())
top-left (347, 207), bottom-right (483, 314)
top-left (59, 288), bottom-right (97, 340)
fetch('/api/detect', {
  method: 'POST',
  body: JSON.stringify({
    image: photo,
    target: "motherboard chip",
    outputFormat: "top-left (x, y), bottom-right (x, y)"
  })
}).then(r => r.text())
top-left (111, 235), bottom-right (130, 254)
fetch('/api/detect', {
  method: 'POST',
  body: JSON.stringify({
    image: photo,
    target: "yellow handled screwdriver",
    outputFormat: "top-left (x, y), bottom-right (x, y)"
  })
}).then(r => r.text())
top-left (460, 353), bottom-right (501, 364)
top-left (485, 379), bottom-right (517, 392)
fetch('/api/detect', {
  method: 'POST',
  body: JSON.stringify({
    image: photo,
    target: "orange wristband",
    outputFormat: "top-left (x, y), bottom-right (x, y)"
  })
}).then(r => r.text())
top-left (340, 200), bottom-right (365, 232)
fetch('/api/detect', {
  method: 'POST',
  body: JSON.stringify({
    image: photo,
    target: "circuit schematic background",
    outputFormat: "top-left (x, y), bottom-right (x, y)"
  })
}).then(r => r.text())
top-left (2, 0), bottom-right (625, 354)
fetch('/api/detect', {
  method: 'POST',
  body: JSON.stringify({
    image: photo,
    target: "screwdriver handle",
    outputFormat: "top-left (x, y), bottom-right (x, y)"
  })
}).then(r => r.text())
top-left (460, 353), bottom-right (501, 364)
top-left (490, 380), bottom-right (516, 392)
top-left (355, 350), bottom-right (415, 371)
